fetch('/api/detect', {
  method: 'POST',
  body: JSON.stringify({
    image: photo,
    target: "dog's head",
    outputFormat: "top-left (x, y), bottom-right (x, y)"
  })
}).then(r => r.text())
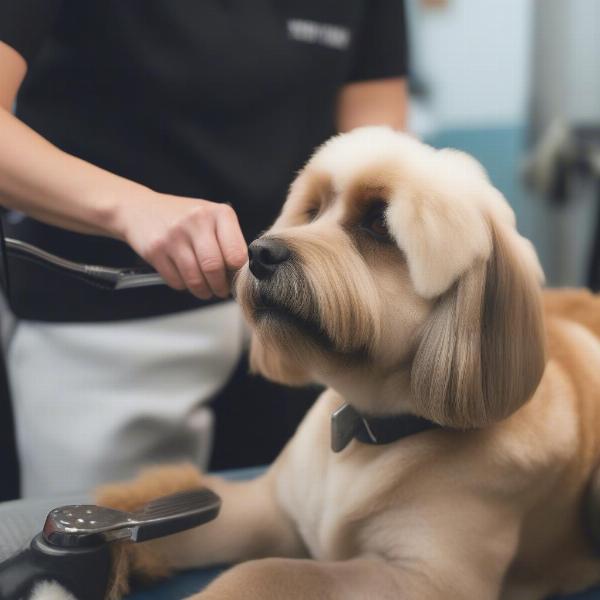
top-left (236, 127), bottom-right (546, 428)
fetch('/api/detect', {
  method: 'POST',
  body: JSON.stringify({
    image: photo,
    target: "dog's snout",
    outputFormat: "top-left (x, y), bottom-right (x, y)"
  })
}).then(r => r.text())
top-left (248, 238), bottom-right (291, 280)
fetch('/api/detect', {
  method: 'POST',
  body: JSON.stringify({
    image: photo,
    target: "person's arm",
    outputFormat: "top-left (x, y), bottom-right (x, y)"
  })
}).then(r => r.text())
top-left (336, 78), bottom-right (408, 132)
top-left (336, 0), bottom-right (409, 133)
top-left (0, 41), bottom-right (247, 299)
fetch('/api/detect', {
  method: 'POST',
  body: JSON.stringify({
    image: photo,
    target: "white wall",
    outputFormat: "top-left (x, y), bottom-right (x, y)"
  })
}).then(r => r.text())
top-left (410, 0), bottom-right (533, 129)
top-left (530, 0), bottom-right (600, 133)
top-left (568, 1), bottom-right (600, 122)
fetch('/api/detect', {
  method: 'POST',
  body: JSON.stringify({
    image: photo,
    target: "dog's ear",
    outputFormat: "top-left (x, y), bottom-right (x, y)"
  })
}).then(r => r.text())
top-left (249, 335), bottom-right (312, 386)
top-left (411, 221), bottom-right (546, 428)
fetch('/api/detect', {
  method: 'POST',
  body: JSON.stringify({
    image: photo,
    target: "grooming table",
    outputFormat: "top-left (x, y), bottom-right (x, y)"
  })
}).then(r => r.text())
top-left (127, 572), bottom-right (600, 600)
top-left (1, 467), bottom-right (599, 600)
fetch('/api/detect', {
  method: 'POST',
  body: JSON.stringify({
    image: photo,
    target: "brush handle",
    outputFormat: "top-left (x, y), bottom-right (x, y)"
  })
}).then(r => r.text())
top-left (43, 488), bottom-right (222, 548)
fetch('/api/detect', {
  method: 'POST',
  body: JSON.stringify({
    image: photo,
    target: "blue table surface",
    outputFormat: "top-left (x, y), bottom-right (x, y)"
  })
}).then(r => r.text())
top-left (126, 466), bottom-right (600, 600)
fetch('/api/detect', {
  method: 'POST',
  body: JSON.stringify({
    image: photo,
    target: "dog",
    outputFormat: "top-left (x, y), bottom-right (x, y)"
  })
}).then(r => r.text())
top-left (97, 127), bottom-right (600, 600)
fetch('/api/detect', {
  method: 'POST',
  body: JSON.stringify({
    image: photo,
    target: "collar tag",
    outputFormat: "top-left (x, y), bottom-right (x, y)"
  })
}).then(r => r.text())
top-left (330, 403), bottom-right (441, 453)
top-left (331, 404), bottom-right (361, 452)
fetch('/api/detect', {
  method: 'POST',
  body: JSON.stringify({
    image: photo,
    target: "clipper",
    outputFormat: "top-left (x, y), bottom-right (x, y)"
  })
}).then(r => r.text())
top-left (0, 488), bottom-right (221, 600)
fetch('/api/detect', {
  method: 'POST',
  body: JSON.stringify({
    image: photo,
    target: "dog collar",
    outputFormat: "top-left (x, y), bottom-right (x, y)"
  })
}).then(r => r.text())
top-left (331, 403), bottom-right (440, 453)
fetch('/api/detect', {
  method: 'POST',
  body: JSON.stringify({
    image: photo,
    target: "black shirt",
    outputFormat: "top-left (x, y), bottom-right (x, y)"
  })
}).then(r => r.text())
top-left (0, 0), bottom-right (408, 321)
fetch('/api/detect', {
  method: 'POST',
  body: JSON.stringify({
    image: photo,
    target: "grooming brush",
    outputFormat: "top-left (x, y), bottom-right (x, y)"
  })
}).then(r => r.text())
top-left (0, 488), bottom-right (221, 600)
top-left (3, 237), bottom-right (165, 290)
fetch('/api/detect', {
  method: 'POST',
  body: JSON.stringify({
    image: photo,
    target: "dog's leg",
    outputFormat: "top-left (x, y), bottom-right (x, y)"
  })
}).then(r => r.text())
top-left (187, 557), bottom-right (405, 600)
top-left (181, 495), bottom-right (519, 600)
top-left (186, 554), bottom-right (506, 600)
top-left (95, 464), bottom-right (305, 599)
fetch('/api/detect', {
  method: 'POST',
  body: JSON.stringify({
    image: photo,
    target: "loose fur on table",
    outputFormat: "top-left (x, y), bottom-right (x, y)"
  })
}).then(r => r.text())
top-left (97, 128), bottom-right (600, 600)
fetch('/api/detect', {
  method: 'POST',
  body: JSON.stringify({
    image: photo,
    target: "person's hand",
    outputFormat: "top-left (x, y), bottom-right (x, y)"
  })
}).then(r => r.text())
top-left (116, 188), bottom-right (248, 299)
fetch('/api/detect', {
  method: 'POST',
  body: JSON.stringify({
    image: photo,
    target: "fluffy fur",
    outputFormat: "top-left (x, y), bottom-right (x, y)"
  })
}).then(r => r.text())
top-left (97, 128), bottom-right (600, 599)
top-left (29, 581), bottom-right (77, 600)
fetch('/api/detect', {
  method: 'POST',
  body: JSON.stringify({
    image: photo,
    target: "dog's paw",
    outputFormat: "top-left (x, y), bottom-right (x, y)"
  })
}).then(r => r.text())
top-left (95, 463), bottom-right (204, 600)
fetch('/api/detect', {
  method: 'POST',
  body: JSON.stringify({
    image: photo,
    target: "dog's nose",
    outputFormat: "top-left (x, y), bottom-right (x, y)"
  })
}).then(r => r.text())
top-left (248, 238), bottom-right (291, 280)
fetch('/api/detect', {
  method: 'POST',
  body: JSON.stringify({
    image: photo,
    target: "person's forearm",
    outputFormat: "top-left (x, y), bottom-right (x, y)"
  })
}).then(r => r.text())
top-left (0, 106), bottom-right (145, 239)
top-left (336, 78), bottom-right (408, 133)
top-left (0, 106), bottom-right (248, 298)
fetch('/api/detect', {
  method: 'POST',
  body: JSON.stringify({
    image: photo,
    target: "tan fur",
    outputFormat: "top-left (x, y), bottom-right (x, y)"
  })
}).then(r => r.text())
top-left (97, 128), bottom-right (600, 599)
top-left (412, 221), bottom-right (546, 428)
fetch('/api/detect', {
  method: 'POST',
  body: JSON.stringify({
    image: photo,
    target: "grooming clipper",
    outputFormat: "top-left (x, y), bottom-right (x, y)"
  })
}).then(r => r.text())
top-left (0, 488), bottom-right (221, 600)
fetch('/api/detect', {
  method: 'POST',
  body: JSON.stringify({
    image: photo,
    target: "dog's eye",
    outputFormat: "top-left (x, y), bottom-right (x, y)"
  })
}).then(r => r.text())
top-left (306, 207), bottom-right (319, 222)
top-left (368, 215), bottom-right (388, 236)
top-left (361, 205), bottom-right (391, 242)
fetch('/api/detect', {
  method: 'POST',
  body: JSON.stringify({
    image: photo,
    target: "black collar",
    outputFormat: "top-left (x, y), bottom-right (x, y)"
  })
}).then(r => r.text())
top-left (331, 403), bottom-right (441, 453)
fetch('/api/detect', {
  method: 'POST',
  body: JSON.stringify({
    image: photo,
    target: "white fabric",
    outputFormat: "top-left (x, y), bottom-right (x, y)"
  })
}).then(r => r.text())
top-left (30, 581), bottom-right (78, 600)
top-left (7, 301), bottom-right (244, 498)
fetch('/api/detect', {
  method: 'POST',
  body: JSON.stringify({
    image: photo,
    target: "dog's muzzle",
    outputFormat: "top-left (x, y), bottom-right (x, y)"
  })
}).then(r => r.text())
top-left (248, 238), bottom-right (291, 280)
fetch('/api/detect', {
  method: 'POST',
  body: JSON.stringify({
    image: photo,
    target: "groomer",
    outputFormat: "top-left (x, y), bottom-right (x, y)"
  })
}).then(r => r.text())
top-left (0, 1), bottom-right (408, 497)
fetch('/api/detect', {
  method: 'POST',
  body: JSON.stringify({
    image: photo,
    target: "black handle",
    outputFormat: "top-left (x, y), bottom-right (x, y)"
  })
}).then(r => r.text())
top-left (0, 536), bottom-right (111, 600)
top-left (2, 237), bottom-right (165, 291)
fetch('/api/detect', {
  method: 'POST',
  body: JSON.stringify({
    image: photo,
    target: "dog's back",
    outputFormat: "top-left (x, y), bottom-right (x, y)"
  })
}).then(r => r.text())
top-left (544, 288), bottom-right (600, 339)
top-left (509, 288), bottom-right (600, 598)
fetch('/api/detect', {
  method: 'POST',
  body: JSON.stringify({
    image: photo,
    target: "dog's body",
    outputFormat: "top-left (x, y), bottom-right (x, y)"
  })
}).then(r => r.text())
top-left (99, 129), bottom-right (600, 599)
top-left (273, 299), bottom-right (600, 600)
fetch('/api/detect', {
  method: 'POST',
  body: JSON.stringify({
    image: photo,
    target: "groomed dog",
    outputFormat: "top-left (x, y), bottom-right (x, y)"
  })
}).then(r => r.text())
top-left (98, 127), bottom-right (600, 600)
